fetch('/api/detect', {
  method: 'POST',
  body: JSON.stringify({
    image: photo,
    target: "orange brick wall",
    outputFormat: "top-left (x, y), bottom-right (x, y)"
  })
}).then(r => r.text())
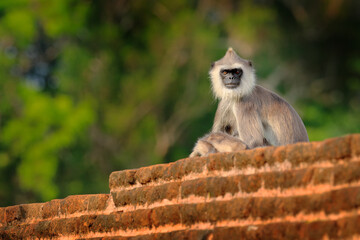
top-left (1, 134), bottom-right (360, 239)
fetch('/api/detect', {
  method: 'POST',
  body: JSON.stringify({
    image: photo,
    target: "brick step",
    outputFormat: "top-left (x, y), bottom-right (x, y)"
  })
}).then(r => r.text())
top-left (212, 215), bottom-right (360, 240)
top-left (3, 208), bottom-right (359, 239)
top-left (81, 230), bottom-right (212, 240)
top-left (2, 185), bottom-right (360, 239)
top-left (111, 160), bottom-right (360, 208)
top-left (1, 134), bottom-right (360, 239)
top-left (0, 194), bottom-right (110, 227)
top-left (81, 214), bottom-right (360, 240)
top-left (109, 135), bottom-right (357, 191)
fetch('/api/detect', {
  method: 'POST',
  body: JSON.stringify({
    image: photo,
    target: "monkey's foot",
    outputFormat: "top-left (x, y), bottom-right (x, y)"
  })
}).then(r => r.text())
top-left (189, 132), bottom-right (248, 157)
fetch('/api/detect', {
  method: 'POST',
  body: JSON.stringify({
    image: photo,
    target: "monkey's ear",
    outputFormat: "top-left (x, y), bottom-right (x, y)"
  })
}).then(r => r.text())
top-left (248, 60), bottom-right (253, 67)
top-left (210, 62), bottom-right (215, 69)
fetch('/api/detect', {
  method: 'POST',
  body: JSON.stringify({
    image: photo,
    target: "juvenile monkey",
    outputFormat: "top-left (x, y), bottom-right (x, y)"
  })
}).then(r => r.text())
top-left (190, 48), bottom-right (308, 157)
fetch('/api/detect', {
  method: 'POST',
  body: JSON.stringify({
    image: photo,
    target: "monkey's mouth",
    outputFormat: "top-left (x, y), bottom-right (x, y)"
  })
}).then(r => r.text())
top-left (224, 81), bottom-right (241, 89)
top-left (222, 72), bottom-right (242, 89)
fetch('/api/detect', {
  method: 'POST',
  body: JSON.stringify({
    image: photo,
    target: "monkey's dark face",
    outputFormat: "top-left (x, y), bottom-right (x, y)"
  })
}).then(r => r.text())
top-left (220, 68), bottom-right (243, 89)
top-left (210, 47), bottom-right (256, 99)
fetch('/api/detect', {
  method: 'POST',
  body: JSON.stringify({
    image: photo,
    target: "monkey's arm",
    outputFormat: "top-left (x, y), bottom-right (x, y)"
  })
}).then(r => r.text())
top-left (211, 103), bottom-right (224, 132)
top-left (234, 104), bottom-right (266, 148)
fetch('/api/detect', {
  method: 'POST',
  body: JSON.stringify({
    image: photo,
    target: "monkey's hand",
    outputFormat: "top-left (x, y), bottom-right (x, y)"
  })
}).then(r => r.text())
top-left (189, 132), bottom-right (248, 157)
top-left (189, 139), bottom-right (217, 157)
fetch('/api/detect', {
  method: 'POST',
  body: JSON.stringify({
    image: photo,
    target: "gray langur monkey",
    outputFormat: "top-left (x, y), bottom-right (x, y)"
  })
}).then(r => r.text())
top-left (190, 48), bottom-right (309, 157)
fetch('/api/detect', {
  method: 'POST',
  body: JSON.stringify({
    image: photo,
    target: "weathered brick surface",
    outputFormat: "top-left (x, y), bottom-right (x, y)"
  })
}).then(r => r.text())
top-left (83, 230), bottom-right (212, 240)
top-left (0, 134), bottom-right (360, 239)
top-left (151, 205), bottom-right (181, 227)
top-left (352, 134), bottom-right (360, 156)
top-left (0, 208), bottom-right (5, 227)
top-left (0, 194), bottom-right (110, 228)
top-left (213, 215), bottom-right (360, 240)
top-left (109, 169), bottom-right (137, 189)
top-left (111, 182), bottom-right (180, 207)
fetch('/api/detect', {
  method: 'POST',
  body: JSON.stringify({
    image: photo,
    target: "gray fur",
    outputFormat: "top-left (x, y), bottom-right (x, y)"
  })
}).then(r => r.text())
top-left (190, 48), bottom-right (308, 157)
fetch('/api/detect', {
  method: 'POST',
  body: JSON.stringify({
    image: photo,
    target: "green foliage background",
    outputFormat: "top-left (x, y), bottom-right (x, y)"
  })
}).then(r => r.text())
top-left (0, 0), bottom-right (359, 206)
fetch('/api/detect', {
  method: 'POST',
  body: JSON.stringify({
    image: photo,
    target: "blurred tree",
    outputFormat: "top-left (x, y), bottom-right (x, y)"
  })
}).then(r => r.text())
top-left (0, 0), bottom-right (359, 206)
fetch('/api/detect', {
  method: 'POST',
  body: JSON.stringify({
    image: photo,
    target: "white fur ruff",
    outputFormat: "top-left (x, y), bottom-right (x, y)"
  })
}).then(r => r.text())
top-left (210, 63), bottom-right (256, 100)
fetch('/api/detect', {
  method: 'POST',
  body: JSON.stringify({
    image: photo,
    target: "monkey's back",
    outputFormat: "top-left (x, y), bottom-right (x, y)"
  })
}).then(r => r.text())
top-left (251, 85), bottom-right (309, 145)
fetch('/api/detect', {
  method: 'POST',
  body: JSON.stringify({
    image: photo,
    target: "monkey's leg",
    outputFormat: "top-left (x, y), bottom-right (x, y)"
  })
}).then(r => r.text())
top-left (189, 139), bottom-right (217, 157)
top-left (205, 132), bottom-right (248, 153)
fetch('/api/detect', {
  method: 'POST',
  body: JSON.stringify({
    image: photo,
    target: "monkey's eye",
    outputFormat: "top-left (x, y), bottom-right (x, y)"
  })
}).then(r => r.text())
top-left (223, 71), bottom-right (228, 75)
top-left (235, 70), bottom-right (240, 74)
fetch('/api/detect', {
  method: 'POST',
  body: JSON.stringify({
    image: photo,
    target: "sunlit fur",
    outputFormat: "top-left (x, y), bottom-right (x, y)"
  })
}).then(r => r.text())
top-left (190, 48), bottom-right (309, 157)
top-left (209, 49), bottom-right (256, 100)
